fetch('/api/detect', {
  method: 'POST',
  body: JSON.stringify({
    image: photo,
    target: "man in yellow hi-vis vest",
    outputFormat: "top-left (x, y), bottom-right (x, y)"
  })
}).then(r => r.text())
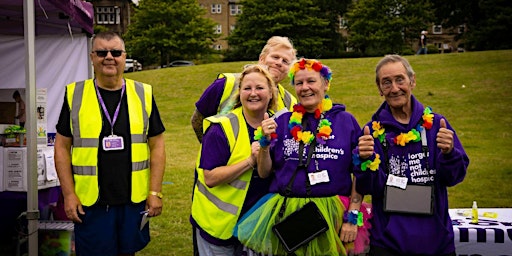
top-left (191, 36), bottom-right (298, 143)
top-left (54, 32), bottom-right (166, 255)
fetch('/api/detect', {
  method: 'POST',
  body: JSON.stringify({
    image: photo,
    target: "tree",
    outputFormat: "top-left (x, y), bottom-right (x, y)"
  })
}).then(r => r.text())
top-left (431, 0), bottom-right (512, 50)
top-left (226, 0), bottom-right (351, 60)
top-left (346, 0), bottom-right (434, 55)
top-left (124, 0), bottom-right (218, 66)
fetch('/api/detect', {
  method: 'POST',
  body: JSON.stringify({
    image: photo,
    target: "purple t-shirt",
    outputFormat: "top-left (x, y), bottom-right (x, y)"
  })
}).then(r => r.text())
top-left (195, 77), bottom-right (226, 117)
top-left (268, 104), bottom-right (360, 197)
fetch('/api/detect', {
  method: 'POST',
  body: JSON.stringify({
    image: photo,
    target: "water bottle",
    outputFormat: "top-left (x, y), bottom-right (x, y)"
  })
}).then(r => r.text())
top-left (471, 201), bottom-right (478, 224)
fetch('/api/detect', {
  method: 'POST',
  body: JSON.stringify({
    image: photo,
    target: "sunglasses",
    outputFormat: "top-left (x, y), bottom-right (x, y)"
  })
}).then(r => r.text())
top-left (93, 50), bottom-right (125, 57)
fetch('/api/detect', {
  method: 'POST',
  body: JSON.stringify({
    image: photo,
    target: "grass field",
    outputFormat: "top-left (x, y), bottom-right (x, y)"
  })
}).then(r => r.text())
top-left (124, 50), bottom-right (512, 255)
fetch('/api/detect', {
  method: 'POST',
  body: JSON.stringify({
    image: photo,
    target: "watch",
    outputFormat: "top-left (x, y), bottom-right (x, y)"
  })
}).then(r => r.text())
top-left (149, 191), bottom-right (163, 199)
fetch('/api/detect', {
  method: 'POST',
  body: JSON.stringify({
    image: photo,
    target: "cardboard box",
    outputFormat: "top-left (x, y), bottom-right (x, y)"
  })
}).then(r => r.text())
top-left (38, 221), bottom-right (74, 256)
top-left (3, 146), bottom-right (59, 192)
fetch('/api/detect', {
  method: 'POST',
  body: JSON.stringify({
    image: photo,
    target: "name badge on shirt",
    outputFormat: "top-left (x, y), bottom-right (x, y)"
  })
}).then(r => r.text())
top-left (102, 135), bottom-right (124, 151)
top-left (308, 170), bottom-right (330, 185)
top-left (386, 174), bottom-right (408, 189)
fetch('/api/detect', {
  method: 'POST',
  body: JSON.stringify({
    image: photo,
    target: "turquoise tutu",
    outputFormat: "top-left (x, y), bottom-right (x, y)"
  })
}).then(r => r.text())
top-left (234, 193), bottom-right (346, 256)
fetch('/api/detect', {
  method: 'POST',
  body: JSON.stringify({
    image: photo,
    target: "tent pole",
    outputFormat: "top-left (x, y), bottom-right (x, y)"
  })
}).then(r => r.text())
top-left (24, 0), bottom-right (39, 255)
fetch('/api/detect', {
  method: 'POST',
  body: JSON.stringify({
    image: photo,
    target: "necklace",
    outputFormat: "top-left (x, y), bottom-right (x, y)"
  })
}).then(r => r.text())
top-left (372, 107), bottom-right (433, 146)
top-left (289, 95), bottom-right (333, 145)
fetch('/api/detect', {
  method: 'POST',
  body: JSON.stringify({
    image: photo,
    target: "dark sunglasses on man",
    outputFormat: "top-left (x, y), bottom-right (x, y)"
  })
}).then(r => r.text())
top-left (93, 50), bottom-right (125, 57)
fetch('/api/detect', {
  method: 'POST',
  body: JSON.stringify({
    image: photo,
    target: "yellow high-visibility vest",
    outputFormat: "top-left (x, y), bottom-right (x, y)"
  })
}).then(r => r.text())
top-left (191, 107), bottom-right (253, 240)
top-left (66, 78), bottom-right (152, 206)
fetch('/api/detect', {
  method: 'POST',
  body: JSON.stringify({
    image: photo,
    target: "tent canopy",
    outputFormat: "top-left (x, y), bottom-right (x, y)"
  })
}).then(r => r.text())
top-left (0, 0), bottom-right (94, 134)
top-left (0, 0), bottom-right (93, 36)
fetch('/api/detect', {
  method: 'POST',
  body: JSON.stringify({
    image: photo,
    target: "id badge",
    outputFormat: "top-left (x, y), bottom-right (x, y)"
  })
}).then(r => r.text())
top-left (308, 170), bottom-right (330, 185)
top-left (102, 135), bottom-right (124, 151)
top-left (386, 174), bottom-right (408, 189)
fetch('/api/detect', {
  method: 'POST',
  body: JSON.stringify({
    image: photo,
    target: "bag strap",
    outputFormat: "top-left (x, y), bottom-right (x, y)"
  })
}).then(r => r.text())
top-left (280, 117), bottom-right (318, 218)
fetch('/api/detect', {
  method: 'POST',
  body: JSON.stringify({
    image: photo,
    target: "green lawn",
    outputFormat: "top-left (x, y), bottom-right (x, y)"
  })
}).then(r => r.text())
top-left (124, 50), bottom-right (512, 255)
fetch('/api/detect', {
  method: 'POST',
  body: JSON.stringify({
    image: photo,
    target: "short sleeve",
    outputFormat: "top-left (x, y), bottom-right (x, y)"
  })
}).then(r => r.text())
top-left (199, 124), bottom-right (230, 170)
top-left (195, 77), bottom-right (227, 117)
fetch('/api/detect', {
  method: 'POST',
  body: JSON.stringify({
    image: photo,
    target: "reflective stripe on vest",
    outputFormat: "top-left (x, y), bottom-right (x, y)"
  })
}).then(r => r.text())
top-left (218, 73), bottom-right (240, 114)
top-left (67, 79), bottom-right (151, 206)
top-left (278, 84), bottom-right (297, 111)
top-left (192, 107), bottom-right (253, 239)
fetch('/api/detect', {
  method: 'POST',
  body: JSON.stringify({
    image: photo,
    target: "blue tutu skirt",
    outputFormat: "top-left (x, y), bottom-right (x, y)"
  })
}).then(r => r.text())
top-left (234, 193), bottom-right (346, 256)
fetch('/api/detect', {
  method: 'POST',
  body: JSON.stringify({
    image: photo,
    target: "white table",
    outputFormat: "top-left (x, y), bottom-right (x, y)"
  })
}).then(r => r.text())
top-left (449, 208), bottom-right (512, 255)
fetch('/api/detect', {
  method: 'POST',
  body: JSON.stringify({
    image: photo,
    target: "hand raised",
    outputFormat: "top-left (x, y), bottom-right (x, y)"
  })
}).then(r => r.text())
top-left (261, 112), bottom-right (277, 136)
top-left (436, 118), bottom-right (454, 154)
top-left (358, 126), bottom-right (374, 159)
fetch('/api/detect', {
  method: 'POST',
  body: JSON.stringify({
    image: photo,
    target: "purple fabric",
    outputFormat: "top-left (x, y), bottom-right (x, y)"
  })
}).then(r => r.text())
top-left (353, 95), bottom-right (469, 255)
top-left (268, 104), bottom-right (360, 197)
top-left (0, 187), bottom-right (61, 239)
top-left (0, 0), bottom-right (94, 36)
top-left (199, 124), bottom-right (230, 170)
top-left (195, 77), bottom-right (227, 117)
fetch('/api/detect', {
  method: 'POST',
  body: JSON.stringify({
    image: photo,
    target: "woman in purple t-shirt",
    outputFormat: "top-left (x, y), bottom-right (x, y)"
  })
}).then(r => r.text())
top-left (235, 59), bottom-right (372, 255)
top-left (191, 65), bottom-right (280, 255)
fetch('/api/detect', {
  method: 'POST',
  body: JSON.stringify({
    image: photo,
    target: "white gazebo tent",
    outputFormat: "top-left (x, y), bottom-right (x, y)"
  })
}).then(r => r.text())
top-left (0, 0), bottom-right (93, 254)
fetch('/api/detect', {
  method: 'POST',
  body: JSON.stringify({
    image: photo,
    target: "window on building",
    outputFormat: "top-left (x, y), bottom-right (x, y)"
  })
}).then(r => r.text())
top-left (432, 25), bottom-right (442, 34)
top-left (230, 25), bottom-right (235, 32)
top-left (458, 25), bottom-right (465, 34)
top-left (215, 25), bottom-right (222, 34)
top-left (96, 6), bottom-right (120, 25)
top-left (230, 4), bottom-right (242, 15)
top-left (211, 4), bottom-right (222, 14)
top-left (213, 44), bottom-right (222, 50)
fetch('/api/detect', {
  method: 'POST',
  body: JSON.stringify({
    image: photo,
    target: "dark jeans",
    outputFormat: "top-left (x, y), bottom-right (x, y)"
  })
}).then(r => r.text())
top-left (370, 245), bottom-right (456, 256)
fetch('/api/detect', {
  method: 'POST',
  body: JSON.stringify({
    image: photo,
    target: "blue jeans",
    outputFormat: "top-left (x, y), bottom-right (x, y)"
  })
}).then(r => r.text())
top-left (417, 47), bottom-right (427, 55)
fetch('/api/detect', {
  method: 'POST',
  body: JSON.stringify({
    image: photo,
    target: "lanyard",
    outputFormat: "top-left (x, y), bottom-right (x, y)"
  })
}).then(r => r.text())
top-left (95, 79), bottom-right (126, 135)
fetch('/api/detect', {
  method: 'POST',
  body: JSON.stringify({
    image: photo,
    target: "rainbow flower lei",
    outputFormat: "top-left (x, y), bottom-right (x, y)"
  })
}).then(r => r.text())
top-left (372, 106), bottom-right (434, 146)
top-left (352, 107), bottom-right (433, 171)
top-left (289, 95), bottom-right (333, 145)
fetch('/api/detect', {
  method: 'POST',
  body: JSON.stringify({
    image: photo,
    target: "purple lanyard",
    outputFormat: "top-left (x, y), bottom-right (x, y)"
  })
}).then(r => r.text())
top-left (94, 79), bottom-right (126, 135)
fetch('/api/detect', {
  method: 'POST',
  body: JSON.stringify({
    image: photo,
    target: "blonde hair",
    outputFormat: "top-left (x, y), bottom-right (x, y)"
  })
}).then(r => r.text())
top-left (259, 36), bottom-right (297, 61)
top-left (232, 65), bottom-right (278, 112)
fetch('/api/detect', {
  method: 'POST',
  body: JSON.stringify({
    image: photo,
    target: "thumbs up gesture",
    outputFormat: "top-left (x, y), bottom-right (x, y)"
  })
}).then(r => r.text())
top-left (436, 118), bottom-right (454, 154)
top-left (358, 126), bottom-right (375, 159)
top-left (261, 112), bottom-right (277, 137)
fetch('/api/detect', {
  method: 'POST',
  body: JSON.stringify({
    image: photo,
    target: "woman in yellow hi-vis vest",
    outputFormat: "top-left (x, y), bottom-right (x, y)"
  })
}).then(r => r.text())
top-left (191, 65), bottom-right (278, 255)
top-left (191, 36), bottom-right (298, 143)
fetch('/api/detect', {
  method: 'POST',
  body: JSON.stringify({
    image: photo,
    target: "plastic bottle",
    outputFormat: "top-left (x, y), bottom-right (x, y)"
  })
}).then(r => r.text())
top-left (471, 201), bottom-right (478, 224)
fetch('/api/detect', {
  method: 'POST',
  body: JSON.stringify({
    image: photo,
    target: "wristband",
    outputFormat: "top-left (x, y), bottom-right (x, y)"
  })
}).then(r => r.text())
top-left (149, 191), bottom-right (163, 199)
top-left (343, 210), bottom-right (363, 226)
